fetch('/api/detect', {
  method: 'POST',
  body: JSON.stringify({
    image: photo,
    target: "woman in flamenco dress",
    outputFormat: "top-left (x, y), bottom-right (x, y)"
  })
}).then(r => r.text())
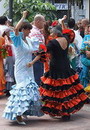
top-left (3, 11), bottom-right (43, 125)
top-left (28, 27), bottom-right (89, 121)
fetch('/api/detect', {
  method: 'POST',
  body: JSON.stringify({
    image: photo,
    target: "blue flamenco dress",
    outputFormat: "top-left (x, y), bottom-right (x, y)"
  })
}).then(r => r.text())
top-left (3, 32), bottom-right (43, 120)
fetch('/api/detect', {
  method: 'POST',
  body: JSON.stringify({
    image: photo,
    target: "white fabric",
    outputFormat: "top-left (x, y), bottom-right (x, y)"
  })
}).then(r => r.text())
top-left (0, 25), bottom-right (9, 36)
top-left (74, 30), bottom-right (83, 50)
top-left (29, 25), bottom-right (45, 51)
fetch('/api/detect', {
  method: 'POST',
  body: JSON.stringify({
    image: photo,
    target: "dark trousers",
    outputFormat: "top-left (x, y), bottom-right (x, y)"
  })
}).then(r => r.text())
top-left (32, 55), bottom-right (44, 86)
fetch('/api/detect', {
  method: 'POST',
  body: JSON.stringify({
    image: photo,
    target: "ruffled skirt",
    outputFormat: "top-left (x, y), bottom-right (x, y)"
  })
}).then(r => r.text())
top-left (3, 77), bottom-right (43, 120)
top-left (39, 69), bottom-right (88, 116)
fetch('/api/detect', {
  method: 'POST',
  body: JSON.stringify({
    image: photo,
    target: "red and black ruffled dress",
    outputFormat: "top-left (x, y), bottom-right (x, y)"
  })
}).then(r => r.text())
top-left (39, 30), bottom-right (88, 117)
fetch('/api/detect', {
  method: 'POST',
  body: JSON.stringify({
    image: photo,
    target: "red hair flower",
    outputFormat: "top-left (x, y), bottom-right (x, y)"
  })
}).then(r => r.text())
top-left (62, 29), bottom-right (75, 43)
top-left (51, 20), bottom-right (58, 27)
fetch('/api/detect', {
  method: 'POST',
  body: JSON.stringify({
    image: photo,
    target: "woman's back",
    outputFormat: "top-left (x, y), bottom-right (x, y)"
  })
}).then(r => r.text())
top-left (47, 39), bottom-right (70, 72)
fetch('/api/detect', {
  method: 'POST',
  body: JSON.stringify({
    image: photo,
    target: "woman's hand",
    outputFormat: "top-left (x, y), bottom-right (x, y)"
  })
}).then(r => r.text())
top-left (27, 62), bottom-right (33, 67)
top-left (15, 10), bottom-right (28, 35)
top-left (27, 55), bottom-right (41, 67)
top-left (22, 11), bottom-right (28, 18)
top-left (62, 15), bottom-right (67, 21)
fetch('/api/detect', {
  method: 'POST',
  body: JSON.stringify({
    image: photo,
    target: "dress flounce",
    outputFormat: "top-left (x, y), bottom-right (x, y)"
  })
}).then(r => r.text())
top-left (3, 77), bottom-right (43, 120)
top-left (39, 73), bottom-right (88, 116)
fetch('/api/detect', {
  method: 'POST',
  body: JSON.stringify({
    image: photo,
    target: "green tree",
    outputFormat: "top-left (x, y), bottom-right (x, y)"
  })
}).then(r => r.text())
top-left (4, 0), bottom-right (56, 23)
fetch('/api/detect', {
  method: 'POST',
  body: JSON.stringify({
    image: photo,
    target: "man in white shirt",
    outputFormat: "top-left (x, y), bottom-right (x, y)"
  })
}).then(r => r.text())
top-left (29, 14), bottom-right (46, 85)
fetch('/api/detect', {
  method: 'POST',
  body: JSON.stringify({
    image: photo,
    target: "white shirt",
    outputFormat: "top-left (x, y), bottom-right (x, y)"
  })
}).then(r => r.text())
top-left (74, 30), bottom-right (83, 50)
top-left (29, 25), bottom-right (45, 51)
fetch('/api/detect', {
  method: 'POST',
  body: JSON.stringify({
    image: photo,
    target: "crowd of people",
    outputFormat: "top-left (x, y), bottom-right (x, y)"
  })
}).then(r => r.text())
top-left (0, 11), bottom-right (90, 125)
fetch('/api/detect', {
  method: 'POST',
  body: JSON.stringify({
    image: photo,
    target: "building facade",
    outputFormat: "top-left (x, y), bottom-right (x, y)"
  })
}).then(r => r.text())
top-left (0, 0), bottom-right (90, 22)
top-left (71, 0), bottom-right (90, 21)
top-left (45, 0), bottom-right (90, 22)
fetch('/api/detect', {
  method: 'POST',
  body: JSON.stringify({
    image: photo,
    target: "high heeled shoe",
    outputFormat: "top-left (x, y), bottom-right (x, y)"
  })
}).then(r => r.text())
top-left (16, 120), bottom-right (26, 125)
top-left (16, 116), bottom-right (26, 125)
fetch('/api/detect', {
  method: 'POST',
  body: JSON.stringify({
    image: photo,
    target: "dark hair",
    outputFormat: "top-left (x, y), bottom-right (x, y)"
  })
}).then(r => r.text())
top-left (0, 16), bottom-right (7, 25)
top-left (68, 18), bottom-right (75, 29)
top-left (44, 21), bottom-right (50, 40)
top-left (19, 22), bottom-right (32, 31)
top-left (74, 23), bottom-right (78, 30)
top-left (2, 31), bottom-right (7, 37)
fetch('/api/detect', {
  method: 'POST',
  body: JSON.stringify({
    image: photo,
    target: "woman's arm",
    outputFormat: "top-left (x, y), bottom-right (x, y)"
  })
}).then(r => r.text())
top-left (15, 11), bottom-right (28, 36)
top-left (27, 55), bottom-right (41, 67)
top-left (58, 15), bottom-right (67, 30)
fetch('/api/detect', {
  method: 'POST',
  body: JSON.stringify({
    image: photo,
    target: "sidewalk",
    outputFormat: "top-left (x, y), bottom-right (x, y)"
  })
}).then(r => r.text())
top-left (0, 96), bottom-right (90, 130)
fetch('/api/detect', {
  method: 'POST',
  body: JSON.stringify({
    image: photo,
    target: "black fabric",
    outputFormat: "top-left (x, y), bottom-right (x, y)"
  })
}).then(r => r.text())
top-left (32, 55), bottom-right (44, 86)
top-left (40, 39), bottom-right (88, 116)
top-left (46, 39), bottom-right (73, 79)
top-left (41, 78), bottom-right (80, 91)
top-left (42, 89), bottom-right (85, 103)
top-left (41, 98), bottom-right (88, 116)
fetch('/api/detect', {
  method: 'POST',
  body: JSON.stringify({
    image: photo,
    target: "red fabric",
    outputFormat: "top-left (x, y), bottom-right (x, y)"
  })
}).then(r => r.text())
top-left (41, 74), bottom-right (79, 87)
top-left (62, 29), bottom-right (75, 43)
top-left (39, 44), bottom-right (47, 52)
top-left (6, 45), bottom-right (13, 56)
top-left (51, 20), bottom-right (58, 27)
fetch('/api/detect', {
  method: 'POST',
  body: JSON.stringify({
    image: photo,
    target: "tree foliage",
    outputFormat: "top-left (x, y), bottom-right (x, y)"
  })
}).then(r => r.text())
top-left (4, 0), bottom-right (56, 23)
top-left (3, 0), bottom-right (84, 23)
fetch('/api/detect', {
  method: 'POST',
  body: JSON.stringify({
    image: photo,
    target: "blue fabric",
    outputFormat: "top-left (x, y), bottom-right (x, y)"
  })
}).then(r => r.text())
top-left (3, 77), bottom-right (43, 120)
top-left (3, 31), bottom-right (44, 120)
top-left (81, 57), bottom-right (90, 67)
top-left (80, 35), bottom-right (90, 87)
top-left (80, 35), bottom-right (90, 67)
top-left (81, 34), bottom-right (90, 50)
top-left (10, 32), bottom-right (23, 47)
top-left (80, 65), bottom-right (89, 87)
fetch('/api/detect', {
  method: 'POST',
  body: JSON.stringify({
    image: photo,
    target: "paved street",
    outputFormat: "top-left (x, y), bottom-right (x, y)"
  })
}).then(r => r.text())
top-left (0, 96), bottom-right (90, 130)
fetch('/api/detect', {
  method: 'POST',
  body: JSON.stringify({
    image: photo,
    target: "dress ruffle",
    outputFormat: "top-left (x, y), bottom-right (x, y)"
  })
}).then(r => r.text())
top-left (39, 84), bottom-right (84, 100)
top-left (41, 74), bottom-right (79, 87)
top-left (40, 73), bottom-right (88, 116)
top-left (35, 44), bottom-right (47, 63)
top-left (3, 77), bottom-right (43, 120)
top-left (41, 94), bottom-right (87, 116)
top-left (40, 89), bottom-right (88, 116)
